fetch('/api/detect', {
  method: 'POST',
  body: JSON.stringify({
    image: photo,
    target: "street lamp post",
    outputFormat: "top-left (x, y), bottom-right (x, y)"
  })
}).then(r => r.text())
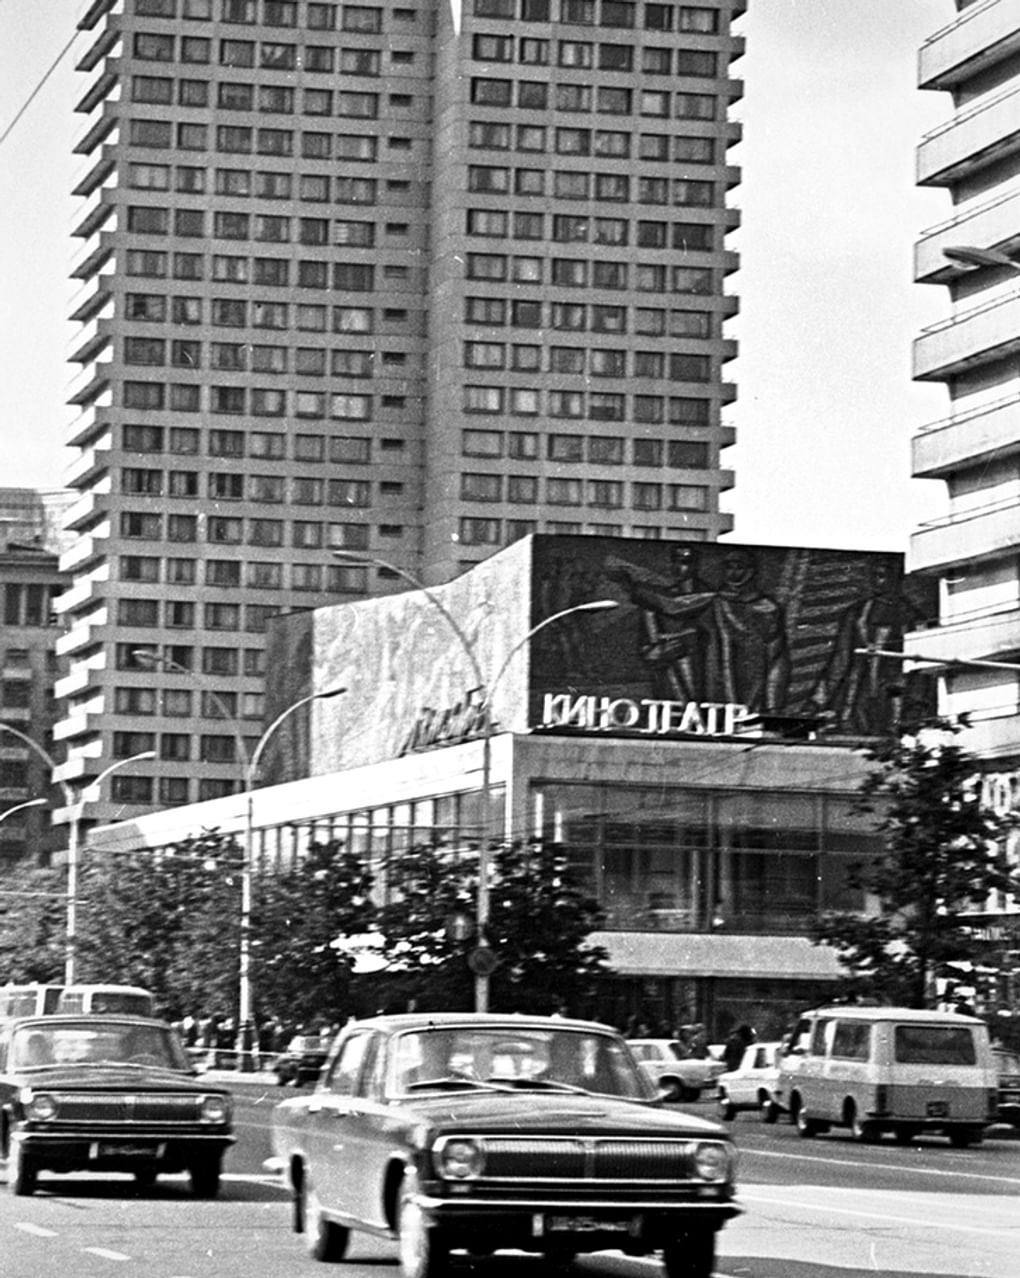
top-left (237, 685), bottom-right (346, 1063)
top-left (332, 550), bottom-right (617, 1011)
top-left (130, 648), bottom-right (345, 1066)
top-left (0, 722), bottom-right (155, 982)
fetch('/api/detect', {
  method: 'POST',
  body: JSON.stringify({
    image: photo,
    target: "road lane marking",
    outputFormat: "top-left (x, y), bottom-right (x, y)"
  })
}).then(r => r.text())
top-left (15, 1222), bottom-right (57, 1237)
top-left (739, 1188), bottom-right (1020, 1240)
top-left (83, 1248), bottom-right (131, 1261)
top-left (742, 1146), bottom-right (1020, 1188)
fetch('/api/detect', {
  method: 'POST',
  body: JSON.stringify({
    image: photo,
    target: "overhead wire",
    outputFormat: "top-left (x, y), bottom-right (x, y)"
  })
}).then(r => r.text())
top-left (0, 26), bottom-right (79, 150)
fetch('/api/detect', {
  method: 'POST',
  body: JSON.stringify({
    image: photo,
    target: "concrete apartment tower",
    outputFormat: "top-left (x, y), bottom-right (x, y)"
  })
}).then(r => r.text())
top-left (908, 1), bottom-right (1020, 766)
top-left (59, 0), bottom-right (745, 822)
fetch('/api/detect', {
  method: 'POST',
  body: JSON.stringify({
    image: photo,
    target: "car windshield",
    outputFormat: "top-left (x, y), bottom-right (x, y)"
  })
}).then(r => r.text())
top-left (389, 1026), bottom-right (650, 1100)
top-left (11, 1021), bottom-right (189, 1072)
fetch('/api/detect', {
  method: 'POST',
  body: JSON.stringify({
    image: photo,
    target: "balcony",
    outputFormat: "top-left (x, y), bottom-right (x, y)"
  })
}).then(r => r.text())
top-left (912, 393), bottom-right (1020, 477)
top-left (914, 188), bottom-right (1020, 282)
top-left (910, 496), bottom-right (1020, 573)
top-left (918, 0), bottom-right (1020, 91)
top-left (913, 290), bottom-right (1020, 380)
top-left (904, 605), bottom-right (1020, 666)
top-left (917, 85), bottom-right (1020, 186)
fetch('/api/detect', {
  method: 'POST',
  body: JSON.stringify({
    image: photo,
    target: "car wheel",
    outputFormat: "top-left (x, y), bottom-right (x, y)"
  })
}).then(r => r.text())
top-left (948, 1127), bottom-right (982, 1149)
top-left (848, 1106), bottom-right (878, 1144)
top-left (134, 1168), bottom-right (158, 1189)
top-left (893, 1128), bottom-right (917, 1146)
top-left (302, 1174), bottom-right (350, 1262)
top-left (189, 1157), bottom-right (222, 1198)
top-left (795, 1106), bottom-right (819, 1139)
top-left (662, 1230), bottom-right (715, 1278)
top-left (716, 1091), bottom-right (736, 1122)
top-left (8, 1141), bottom-right (38, 1197)
top-left (761, 1099), bottom-right (780, 1124)
top-left (398, 1168), bottom-right (450, 1278)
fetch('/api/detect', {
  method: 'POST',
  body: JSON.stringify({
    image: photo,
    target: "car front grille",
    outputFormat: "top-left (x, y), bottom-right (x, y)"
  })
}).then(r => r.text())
top-left (476, 1137), bottom-right (705, 1183)
top-left (45, 1093), bottom-right (208, 1125)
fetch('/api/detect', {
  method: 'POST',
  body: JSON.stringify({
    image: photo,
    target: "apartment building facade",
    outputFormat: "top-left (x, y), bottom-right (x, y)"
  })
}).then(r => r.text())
top-left (909, 0), bottom-right (1020, 768)
top-left (59, 0), bottom-right (745, 822)
top-left (0, 490), bottom-right (74, 868)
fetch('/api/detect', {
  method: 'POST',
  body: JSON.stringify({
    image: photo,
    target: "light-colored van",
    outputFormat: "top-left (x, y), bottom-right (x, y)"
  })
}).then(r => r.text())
top-left (56, 984), bottom-right (155, 1018)
top-left (773, 1005), bottom-right (997, 1147)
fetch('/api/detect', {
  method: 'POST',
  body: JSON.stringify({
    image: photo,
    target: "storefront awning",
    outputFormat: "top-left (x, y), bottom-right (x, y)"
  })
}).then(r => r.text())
top-left (590, 931), bottom-right (843, 982)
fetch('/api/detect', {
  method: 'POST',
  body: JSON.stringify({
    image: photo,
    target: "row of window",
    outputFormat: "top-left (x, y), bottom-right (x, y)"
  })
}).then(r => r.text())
top-left (136, 1), bottom-right (398, 33)
top-left (473, 35), bottom-right (722, 76)
top-left (107, 772), bottom-right (236, 806)
top-left (462, 430), bottom-right (710, 468)
top-left (464, 343), bottom-right (713, 378)
top-left (129, 114), bottom-right (395, 151)
top-left (113, 577), bottom-right (360, 634)
top-left (473, 0), bottom-right (720, 31)
top-left (135, 0), bottom-right (719, 36)
top-left (133, 75), bottom-right (401, 115)
top-left (119, 508), bottom-right (387, 543)
top-left (113, 730), bottom-right (257, 767)
top-left (457, 513), bottom-right (707, 547)
top-left (134, 32), bottom-right (396, 73)
top-left (119, 295), bottom-right (718, 341)
top-left (471, 121), bottom-right (720, 159)
top-left (471, 56), bottom-right (719, 102)
top-left (121, 423), bottom-right (384, 460)
top-left (461, 385), bottom-right (717, 422)
top-left (119, 553), bottom-right (375, 590)
top-left (461, 474), bottom-right (709, 509)
top-left (117, 641), bottom-right (265, 676)
top-left (122, 468), bottom-right (396, 504)
top-left (467, 169), bottom-right (717, 204)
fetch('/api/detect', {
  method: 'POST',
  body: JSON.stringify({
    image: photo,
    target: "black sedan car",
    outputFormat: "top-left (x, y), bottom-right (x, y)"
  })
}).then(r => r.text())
top-left (0, 1014), bottom-right (234, 1197)
top-left (269, 1012), bottom-right (740, 1278)
top-left (275, 1033), bottom-right (330, 1086)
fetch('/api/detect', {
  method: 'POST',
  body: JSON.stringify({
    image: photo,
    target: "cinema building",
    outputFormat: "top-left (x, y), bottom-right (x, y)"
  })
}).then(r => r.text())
top-left (95, 535), bottom-right (934, 1037)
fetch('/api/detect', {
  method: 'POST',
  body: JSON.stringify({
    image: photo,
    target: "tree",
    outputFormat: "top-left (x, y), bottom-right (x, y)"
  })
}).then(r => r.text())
top-left (252, 837), bottom-right (377, 1027)
top-left (76, 830), bottom-right (242, 1019)
top-left (489, 839), bottom-right (611, 1015)
top-left (0, 866), bottom-right (64, 982)
top-left (375, 838), bottom-right (612, 1014)
top-left (814, 721), bottom-right (1019, 1008)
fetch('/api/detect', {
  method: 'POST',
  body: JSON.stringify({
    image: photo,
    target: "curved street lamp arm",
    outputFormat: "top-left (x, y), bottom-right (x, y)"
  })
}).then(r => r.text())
top-left (332, 551), bottom-right (486, 691)
top-left (0, 797), bottom-right (47, 824)
top-left (247, 686), bottom-right (347, 790)
top-left (488, 599), bottom-right (619, 705)
top-left (0, 722), bottom-right (70, 807)
top-left (131, 649), bottom-right (251, 776)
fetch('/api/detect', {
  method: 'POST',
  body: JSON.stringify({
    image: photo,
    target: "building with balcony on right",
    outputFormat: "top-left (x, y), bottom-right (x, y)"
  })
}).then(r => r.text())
top-left (909, 0), bottom-right (1020, 767)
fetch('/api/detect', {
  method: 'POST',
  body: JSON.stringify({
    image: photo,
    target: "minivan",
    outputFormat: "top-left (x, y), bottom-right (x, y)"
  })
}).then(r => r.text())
top-left (773, 1005), bottom-right (997, 1147)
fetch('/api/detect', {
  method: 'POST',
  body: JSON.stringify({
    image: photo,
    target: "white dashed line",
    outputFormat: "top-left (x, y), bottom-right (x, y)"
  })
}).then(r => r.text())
top-left (15, 1222), bottom-right (58, 1237)
top-left (83, 1247), bottom-right (131, 1261)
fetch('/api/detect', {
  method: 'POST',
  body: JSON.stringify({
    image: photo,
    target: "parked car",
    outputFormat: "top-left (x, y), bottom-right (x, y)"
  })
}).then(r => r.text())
top-left (0, 1014), bottom-right (234, 1196)
top-left (628, 1038), bottom-right (725, 1101)
top-left (275, 1034), bottom-right (330, 1086)
top-left (994, 1047), bottom-right (1020, 1128)
top-left (715, 1041), bottom-right (783, 1122)
top-left (269, 1012), bottom-right (740, 1278)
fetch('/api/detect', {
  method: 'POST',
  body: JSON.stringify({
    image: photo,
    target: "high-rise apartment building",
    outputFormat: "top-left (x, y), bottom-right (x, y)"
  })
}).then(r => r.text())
top-left (908, 0), bottom-right (1020, 764)
top-left (60, 0), bottom-right (745, 821)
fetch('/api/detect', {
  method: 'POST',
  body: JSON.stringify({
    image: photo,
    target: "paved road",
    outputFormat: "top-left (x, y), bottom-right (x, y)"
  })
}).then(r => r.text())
top-left (2, 1084), bottom-right (1017, 1278)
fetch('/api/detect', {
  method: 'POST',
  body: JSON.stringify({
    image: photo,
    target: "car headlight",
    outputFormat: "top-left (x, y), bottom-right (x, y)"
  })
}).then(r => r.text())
top-left (199, 1094), bottom-right (231, 1124)
top-left (434, 1136), bottom-right (485, 1180)
top-left (25, 1092), bottom-right (58, 1122)
top-left (692, 1141), bottom-right (731, 1182)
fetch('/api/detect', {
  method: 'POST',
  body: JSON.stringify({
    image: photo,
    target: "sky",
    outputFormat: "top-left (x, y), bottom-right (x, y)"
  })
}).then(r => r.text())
top-left (0, 0), bottom-right (953, 552)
